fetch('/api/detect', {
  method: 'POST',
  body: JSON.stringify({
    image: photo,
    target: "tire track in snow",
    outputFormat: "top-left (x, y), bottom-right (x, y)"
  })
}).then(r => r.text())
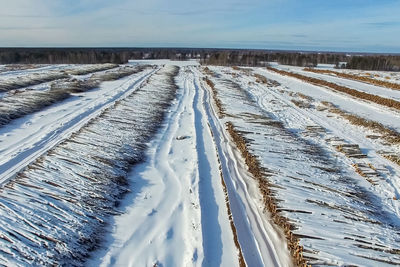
top-left (192, 72), bottom-right (224, 266)
top-left (195, 67), bottom-right (292, 267)
top-left (94, 67), bottom-right (238, 267)
top-left (109, 70), bottom-right (194, 266)
top-left (94, 68), bottom-right (201, 266)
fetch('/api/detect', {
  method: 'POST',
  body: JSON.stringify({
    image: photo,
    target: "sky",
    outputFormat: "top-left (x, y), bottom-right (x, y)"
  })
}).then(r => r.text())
top-left (0, 0), bottom-right (399, 53)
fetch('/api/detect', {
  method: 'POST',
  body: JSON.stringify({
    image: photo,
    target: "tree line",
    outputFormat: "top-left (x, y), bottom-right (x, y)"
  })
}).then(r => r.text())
top-left (345, 56), bottom-right (400, 71)
top-left (0, 48), bottom-right (399, 71)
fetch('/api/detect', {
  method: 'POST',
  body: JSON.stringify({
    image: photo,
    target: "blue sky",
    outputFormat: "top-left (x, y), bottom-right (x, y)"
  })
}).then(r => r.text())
top-left (0, 0), bottom-right (399, 52)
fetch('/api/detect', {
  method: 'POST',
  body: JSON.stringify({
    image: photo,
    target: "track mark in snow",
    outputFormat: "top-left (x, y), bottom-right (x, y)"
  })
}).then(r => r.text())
top-left (193, 74), bottom-right (224, 266)
top-left (210, 65), bottom-right (400, 266)
top-left (93, 67), bottom-right (239, 267)
top-left (197, 69), bottom-right (292, 267)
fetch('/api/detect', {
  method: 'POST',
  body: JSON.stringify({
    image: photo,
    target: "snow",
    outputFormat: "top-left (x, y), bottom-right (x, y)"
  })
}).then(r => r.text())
top-left (197, 68), bottom-right (293, 267)
top-left (1, 61), bottom-right (399, 266)
top-left (315, 64), bottom-right (336, 69)
top-left (0, 67), bottom-right (156, 186)
top-left (335, 69), bottom-right (400, 85)
top-left (88, 65), bottom-right (293, 267)
top-left (0, 65), bottom-right (177, 265)
top-left (91, 66), bottom-right (241, 266)
top-left (207, 65), bottom-right (400, 266)
top-left (275, 64), bottom-right (400, 101)
top-left (254, 67), bottom-right (400, 132)
top-left (129, 59), bottom-right (200, 66)
top-left (0, 64), bottom-right (68, 78)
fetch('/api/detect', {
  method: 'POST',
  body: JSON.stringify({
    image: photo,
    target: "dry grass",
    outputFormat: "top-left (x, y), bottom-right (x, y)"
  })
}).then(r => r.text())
top-left (0, 89), bottom-right (70, 127)
top-left (0, 66), bottom-right (149, 128)
top-left (50, 78), bottom-right (100, 93)
top-left (291, 100), bottom-right (311, 109)
top-left (254, 73), bottom-right (268, 84)
top-left (65, 64), bottom-right (118, 75)
top-left (0, 72), bottom-right (69, 92)
top-left (304, 68), bottom-right (400, 91)
top-left (203, 66), bottom-right (216, 76)
top-left (225, 122), bottom-right (309, 267)
top-left (253, 73), bottom-right (281, 87)
top-left (0, 64), bottom-right (42, 72)
top-left (91, 65), bottom-right (147, 81)
top-left (267, 67), bottom-right (400, 111)
top-left (297, 93), bottom-right (313, 101)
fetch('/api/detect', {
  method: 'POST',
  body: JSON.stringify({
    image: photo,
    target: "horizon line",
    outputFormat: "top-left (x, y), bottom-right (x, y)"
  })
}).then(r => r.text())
top-left (0, 46), bottom-right (399, 55)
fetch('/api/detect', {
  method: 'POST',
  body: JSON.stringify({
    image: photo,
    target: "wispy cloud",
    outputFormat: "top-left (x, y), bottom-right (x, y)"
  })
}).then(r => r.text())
top-left (364, 21), bottom-right (400, 28)
top-left (0, 26), bottom-right (59, 30)
top-left (0, 14), bottom-right (54, 18)
top-left (0, 0), bottom-right (399, 52)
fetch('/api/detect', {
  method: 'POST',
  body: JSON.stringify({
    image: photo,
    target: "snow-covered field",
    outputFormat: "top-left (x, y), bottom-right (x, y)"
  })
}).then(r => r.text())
top-left (274, 65), bottom-right (400, 101)
top-left (208, 65), bottom-right (400, 266)
top-left (336, 69), bottom-right (400, 85)
top-left (0, 61), bottom-right (399, 267)
top-left (313, 64), bottom-right (400, 85)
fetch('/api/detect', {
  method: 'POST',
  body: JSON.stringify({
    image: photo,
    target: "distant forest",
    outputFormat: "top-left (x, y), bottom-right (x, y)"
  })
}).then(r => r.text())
top-left (1, 48), bottom-right (399, 71)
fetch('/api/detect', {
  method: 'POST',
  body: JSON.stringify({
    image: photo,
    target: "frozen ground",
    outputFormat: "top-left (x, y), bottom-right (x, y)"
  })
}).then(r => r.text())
top-left (0, 61), bottom-right (399, 267)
